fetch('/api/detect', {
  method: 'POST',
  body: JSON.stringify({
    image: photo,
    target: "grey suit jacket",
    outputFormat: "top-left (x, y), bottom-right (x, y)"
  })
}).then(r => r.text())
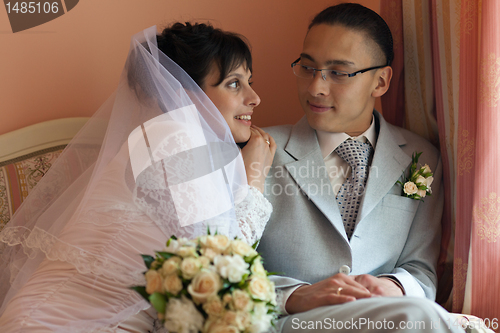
top-left (258, 111), bottom-right (443, 299)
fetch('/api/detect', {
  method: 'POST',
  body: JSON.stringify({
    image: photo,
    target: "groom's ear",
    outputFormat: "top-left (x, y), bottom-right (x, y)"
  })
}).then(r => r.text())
top-left (371, 66), bottom-right (393, 98)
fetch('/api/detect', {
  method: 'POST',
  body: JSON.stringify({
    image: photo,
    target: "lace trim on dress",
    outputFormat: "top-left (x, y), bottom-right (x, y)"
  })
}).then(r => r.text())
top-left (235, 186), bottom-right (272, 245)
top-left (275, 288), bottom-right (287, 315)
top-left (132, 158), bottom-right (234, 239)
top-left (0, 226), bottom-right (145, 285)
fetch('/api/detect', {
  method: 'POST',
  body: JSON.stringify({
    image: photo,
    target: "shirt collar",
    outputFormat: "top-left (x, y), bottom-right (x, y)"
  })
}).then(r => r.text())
top-left (316, 114), bottom-right (377, 159)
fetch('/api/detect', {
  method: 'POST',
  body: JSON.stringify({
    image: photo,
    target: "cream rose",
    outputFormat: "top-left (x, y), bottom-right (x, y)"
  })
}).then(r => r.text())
top-left (417, 189), bottom-right (427, 198)
top-left (228, 240), bottom-right (257, 257)
top-left (248, 275), bottom-right (272, 301)
top-left (180, 257), bottom-right (201, 279)
top-left (187, 269), bottom-right (221, 304)
top-left (161, 256), bottom-right (182, 276)
top-left (415, 175), bottom-right (426, 186)
top-left (203, 295), bottom-right (225, 318)
top-left (403, 181), bottom-right (418, 195)
top-left (145, 269), bottom-right (163, 294)
top-left (234, 311), bottom-right (251, 331)
top-left (250, 259), bottom-right (267, 277)
top-left (223, 310), bottom-right (237, 326)
top-left (164, 238), bottom-right (180, 253)
top-left (177, 245), bottom-right (198, 258)
top-left (199, 256), bottom-right (211, 268)
top-left (426, 176), bottom-right (434, 187)
top-left (205, 235), bottom-right (230, 253)
top-left (231, 289), bottom-right (253, 312)
top-left (163, 273), bottom-right (183, 295)
top-left (201, 247), bottom-right (218, 261)
top-left (422, 164), bottom-right (432, 174)
top-left (222, 293), bottom-right (232, 305)
top-left (164, 295), bottom-right (204, 333)
top-left (248, 303), bottom-right (273, 333)
top-left (205, 320), bottom-right (239, 333)
top-left (214, 255), bottom-right (249, 283)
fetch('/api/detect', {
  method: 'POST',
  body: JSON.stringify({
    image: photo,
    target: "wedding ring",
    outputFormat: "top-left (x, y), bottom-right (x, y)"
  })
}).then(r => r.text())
top-left (336, 287), bottom-right (343, 296)
top-left (265, 139), bottom-right (270, 146)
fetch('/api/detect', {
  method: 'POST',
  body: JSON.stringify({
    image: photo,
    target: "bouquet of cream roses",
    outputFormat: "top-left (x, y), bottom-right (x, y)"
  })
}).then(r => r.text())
top-left (397, 152), bottom-right (434, 200)
top-left (133, 233), bottom-right (277, 333)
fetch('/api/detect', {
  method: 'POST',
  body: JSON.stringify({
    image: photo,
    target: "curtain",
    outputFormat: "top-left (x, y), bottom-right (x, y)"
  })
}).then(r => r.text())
top-left (381, 0), bottom-right (500, 327)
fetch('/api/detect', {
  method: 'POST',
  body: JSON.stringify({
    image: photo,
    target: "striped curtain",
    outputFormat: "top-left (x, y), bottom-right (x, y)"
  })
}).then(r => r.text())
top-left (381, 0), bottom-right (500, 326)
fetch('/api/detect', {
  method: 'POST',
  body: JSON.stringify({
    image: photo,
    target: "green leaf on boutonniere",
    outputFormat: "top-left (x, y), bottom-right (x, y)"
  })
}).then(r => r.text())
top-left (398, 151), bottom-right (433, 201)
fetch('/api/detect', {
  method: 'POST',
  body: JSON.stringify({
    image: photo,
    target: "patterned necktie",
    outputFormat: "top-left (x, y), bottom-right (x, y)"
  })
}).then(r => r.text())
top-left (335, 139), bottom-right (374, 240)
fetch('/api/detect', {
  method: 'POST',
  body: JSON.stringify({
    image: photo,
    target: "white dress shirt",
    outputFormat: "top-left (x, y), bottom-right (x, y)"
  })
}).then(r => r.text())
top-left (316, 115), bottom-right (378, 196)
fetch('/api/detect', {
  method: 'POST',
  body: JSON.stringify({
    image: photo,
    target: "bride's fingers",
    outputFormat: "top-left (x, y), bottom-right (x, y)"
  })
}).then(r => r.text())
top-left (251, 126), bottom-right (273, 148)
top-left (248, 128), bottom-right (270, 147)
top-left (249, 126), bottom-right (262, 138)
top-left (251, 126), bottom-right (269, 139)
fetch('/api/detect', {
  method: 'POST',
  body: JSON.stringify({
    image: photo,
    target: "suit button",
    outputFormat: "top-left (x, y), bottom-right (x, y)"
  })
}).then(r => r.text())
top-left (339, 265), bottom-right (351, 275)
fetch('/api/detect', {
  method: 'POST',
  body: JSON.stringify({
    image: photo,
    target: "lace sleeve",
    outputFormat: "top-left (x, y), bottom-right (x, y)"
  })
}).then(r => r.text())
top-left (234, 186), bottom-right (272, 245)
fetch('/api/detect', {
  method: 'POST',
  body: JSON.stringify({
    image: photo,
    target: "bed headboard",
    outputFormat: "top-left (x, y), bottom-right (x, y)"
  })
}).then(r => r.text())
top-left (0, 118), bottom-right (90, 163)
top-left (0, 118), bottom-right (89, 231)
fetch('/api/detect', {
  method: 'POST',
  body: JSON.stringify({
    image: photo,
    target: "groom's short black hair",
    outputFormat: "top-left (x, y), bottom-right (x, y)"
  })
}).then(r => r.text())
top-left (309, 3), bottom-right (394, 66)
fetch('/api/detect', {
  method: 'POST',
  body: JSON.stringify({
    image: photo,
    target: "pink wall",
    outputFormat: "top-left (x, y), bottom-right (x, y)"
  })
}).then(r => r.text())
top-left (0, 0), bottom-right (380, 135)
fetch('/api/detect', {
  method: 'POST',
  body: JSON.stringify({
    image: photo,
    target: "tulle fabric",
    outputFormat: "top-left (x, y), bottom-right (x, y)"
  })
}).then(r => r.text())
top-left (0, 26), bottom-right (248, 332)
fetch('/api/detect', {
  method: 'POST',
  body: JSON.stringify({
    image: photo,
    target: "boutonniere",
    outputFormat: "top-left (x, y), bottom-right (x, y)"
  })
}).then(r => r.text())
top-left (396, 152), bottom-right (433, 201)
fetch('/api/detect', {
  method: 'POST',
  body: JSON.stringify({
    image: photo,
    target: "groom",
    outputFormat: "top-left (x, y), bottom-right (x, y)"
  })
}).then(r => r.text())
top-left (259, 3), bottom-right (462, 332)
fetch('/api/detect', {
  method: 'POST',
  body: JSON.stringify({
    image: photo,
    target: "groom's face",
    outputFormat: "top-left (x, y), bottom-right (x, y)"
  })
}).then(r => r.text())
top-left (296, 24), bottom-right (386, 136)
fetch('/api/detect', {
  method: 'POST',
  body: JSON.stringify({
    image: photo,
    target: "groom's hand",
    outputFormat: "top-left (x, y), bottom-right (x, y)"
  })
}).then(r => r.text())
top-left (285, 273), bottom-right (371, 314)
top-left (350, 274), bottom-right (404, 297)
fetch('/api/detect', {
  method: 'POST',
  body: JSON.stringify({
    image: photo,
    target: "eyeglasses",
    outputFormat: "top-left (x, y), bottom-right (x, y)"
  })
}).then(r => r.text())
top-left (291, 58), bottom-right (386, 84)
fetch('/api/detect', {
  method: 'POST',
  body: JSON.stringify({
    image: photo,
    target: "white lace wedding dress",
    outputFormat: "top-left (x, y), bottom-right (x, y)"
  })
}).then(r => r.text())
top-left (0, 143), bottom-right (272, 332)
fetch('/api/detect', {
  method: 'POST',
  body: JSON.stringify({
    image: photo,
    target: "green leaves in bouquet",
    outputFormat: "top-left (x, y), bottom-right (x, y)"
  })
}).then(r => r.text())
top-left (131, 286), bottom-right (180, 319)
top-left (156, 252), bottom-right (176, 260)
top-left (132, 287), bottom-right (178, 317)
top-left (131, 286), bottom-right (149, 302)
top-left (149, 292), bottom-right (167, 315)
top-left (245, 254), bottom-right (259, 266)
top-left (141, 255), bottom-right (155, 270)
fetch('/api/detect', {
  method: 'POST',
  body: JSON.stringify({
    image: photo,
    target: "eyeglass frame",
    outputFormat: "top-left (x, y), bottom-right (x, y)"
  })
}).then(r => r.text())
top-left (291, 57), bottom-right (387, 81)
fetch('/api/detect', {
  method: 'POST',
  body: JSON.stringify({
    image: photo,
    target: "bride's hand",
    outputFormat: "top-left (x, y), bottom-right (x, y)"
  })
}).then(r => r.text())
top-left (240, 126), bottom-right (276, 193)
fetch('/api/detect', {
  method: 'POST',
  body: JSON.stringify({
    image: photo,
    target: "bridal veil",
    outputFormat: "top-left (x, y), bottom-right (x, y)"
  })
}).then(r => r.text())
top-left (0, 26), bottom-right (247, 331)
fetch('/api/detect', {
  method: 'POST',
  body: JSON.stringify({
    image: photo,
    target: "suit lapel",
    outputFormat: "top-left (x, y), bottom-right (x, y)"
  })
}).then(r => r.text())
top-left (357, 112), bottom-right (411, 224)
top-left (283, 117), bottom-right (348, 242)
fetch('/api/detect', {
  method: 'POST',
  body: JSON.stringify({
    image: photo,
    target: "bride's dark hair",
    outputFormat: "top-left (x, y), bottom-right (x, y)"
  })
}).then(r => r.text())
top-left (158, 22), bottom-right (253, 87)
top-left (126, 22), bottom-right (253, 109)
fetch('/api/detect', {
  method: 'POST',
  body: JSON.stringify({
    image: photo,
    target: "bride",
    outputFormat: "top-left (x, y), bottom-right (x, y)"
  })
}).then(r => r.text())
top-left (0, 23), bottom-right (275, 332)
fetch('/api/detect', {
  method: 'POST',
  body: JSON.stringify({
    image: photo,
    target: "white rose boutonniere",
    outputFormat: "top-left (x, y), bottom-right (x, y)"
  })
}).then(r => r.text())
top-left (397, 152), bottom-right (434, 201)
